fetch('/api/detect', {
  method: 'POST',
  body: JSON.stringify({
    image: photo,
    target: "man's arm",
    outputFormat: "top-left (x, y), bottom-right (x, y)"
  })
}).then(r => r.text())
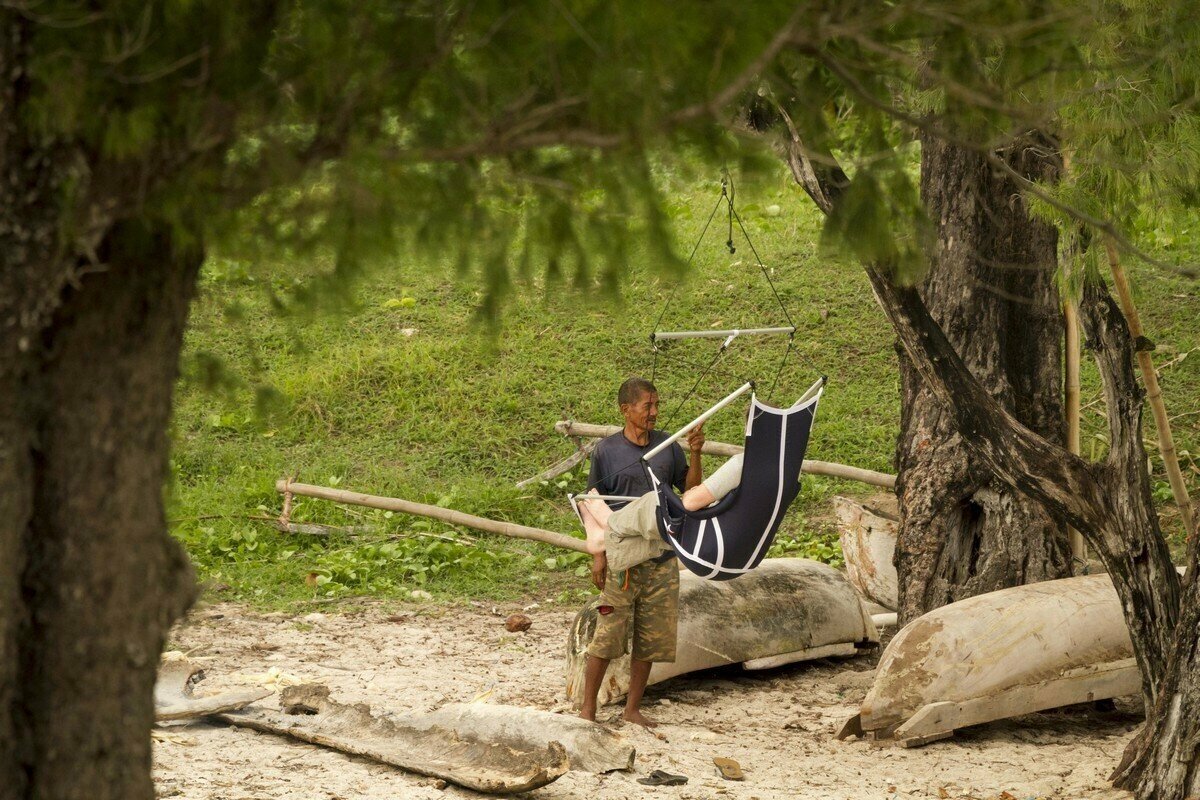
top-left (590, 551), bottom-right (607, 590)
top-left (683, 424), bottom-right (705, 490)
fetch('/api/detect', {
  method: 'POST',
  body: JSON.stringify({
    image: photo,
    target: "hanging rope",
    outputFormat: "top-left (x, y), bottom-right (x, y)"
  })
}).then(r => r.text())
top-left (765, 333), bottom-right (796, 401)
top-left (584, 175), bottom-right (800, 496)
top-left (651, 185), bottom-right (728, 381)
top-left (730, 203), bottom-right (796, 331)
top-left (650, 174), bottom-right (798, 405)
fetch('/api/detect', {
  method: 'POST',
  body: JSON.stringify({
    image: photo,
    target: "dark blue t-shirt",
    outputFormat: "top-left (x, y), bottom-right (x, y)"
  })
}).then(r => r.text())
top-left (588, 430), bottom-right (688, 510)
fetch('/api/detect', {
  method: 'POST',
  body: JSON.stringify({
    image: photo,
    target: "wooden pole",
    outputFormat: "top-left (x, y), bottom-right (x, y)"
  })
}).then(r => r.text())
top-left (1104, 239), bottom-right (1196, 539)
top-left (1064, 298), bottom-right (1086, 564)
top-left (514, 438), bottom-right (596, 489)
top-left (553, 421), bottom-right (898, 489)
top-left (276, 480), bottom-right (589, 553)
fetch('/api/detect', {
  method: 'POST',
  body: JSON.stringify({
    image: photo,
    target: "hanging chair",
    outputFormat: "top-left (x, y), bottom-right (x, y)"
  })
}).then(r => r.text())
top-left (568, 176), bottom-right (823, 581)
top-left (648, 377), bottom-right (824, 581)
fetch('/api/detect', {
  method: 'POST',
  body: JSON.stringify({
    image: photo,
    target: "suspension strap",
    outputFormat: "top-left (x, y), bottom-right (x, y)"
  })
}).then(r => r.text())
top-left (766, 332), bottom-right (796, 401)
top-left (651, 184), bottom-right (728, 381)
top-left (731, 202), bottom-right (796, 331)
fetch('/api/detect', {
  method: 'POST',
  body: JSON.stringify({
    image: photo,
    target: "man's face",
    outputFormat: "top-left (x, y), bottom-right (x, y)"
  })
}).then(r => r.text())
top-left (621, 390), bottom-right (659, 433)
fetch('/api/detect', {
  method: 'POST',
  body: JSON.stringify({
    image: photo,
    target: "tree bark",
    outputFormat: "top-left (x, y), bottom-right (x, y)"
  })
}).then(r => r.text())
top-left (872, 266), bottom-right (1187, 798)
top-left (1, 222), bottom-right (199, 799)
top-left (893, 134), bottom-right (1071, 622)
top-left (3, 13), bottom-right (201, 795)
top-left (1112, 573), bottom-right (1200, 798)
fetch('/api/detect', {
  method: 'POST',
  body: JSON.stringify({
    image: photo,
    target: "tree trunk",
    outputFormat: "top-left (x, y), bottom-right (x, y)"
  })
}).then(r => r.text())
top-left (4, 14), bottom-right (200, 795)
top-left (0, 222), bottom-right (199, 799)
top-left (782, 127), bottom-right (1191, 800)
top-left (892, 134), bottom-right (1071, 622)
top-left (1113, 574), bottom-right (1200, 798)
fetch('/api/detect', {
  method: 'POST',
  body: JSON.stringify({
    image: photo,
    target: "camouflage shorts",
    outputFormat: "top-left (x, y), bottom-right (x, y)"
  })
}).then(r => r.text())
top-left (587, 557), bottom-right (679, 663)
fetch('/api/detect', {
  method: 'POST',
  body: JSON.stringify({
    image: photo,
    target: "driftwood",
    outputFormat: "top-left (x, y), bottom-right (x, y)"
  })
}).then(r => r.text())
top-left (837, 574), bottom-right (1141, 747)
top-left (566, 558), bottom-right (878, 706)
top-left (515, 437), bottom-right (596, 488)
top-left (217, 685), bottom-right (569, 794)
top-left (834, 495), bottom-right (899, 610)
top-left (406, 703), bottom-right (634, 773)
top-left (154, 656), bottom-right (270, 722)
top-left (276, 480), bottom-right (588, 553)
top-left (553, 421), bottom-right (897, 489)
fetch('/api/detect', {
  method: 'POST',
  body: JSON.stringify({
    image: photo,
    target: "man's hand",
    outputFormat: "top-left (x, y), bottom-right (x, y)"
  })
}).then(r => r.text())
top-left (686, 423), bottom-right (706, 454)
top-left (590, 552), bottom-right (608, 591)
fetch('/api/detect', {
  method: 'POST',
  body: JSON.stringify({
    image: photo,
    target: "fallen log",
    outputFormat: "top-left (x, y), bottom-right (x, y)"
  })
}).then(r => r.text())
top-left (276, 480), bottom-right (588, 553)
top-left (154, 655), bottom-right (270, 722)
top-left (834, 495), bottom-right (899, 610)
top-left (216, 684), bottom-right (569, 793)
top-left (553, 421), bottom-right (897, 489)
top-left (515, 438), bottom-right (596, 489)
top-left (837, 574), bottom-right (1141, 747)
top-left (566, 558), bottom-right (878, 706)
top-left (404, 702), bottom-right (634, 773)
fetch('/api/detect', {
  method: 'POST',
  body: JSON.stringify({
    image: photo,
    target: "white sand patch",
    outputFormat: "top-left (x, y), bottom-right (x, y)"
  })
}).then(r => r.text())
top-left (155, 602), bottom-right (1137, 800)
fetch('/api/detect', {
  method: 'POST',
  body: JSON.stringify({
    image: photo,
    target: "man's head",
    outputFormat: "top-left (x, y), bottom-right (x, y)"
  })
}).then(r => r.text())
top-left (618, 376), bottom-right (659, 435)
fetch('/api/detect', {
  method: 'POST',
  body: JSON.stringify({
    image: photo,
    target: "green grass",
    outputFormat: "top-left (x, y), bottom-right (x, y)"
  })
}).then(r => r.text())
top-left (169, 170), bottom-right (1200, 610)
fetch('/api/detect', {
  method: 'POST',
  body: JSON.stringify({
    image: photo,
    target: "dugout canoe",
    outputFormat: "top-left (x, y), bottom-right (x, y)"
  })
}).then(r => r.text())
top-left (158, 657), bottom-right (585, 793)
top-left (837, 573), bottom-right (1140, 747)
top-left (566, 557), bottom-right (879, 706)
top-left (154, 654), bottom-right (270, 721)
top-left (834, 495), bottom-right (899, 611)
top-left (216, 684), bottom-right (571, 793)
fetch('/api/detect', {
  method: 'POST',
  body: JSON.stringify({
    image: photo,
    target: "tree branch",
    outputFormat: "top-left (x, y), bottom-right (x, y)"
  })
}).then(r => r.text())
top-left (672, 5), bottom-right (808, 124)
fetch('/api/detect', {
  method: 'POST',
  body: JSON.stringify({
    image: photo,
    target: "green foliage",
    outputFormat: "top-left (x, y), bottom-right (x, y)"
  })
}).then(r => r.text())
top-left (20, 0), bottom-right (1200, 311)
top-left (170, 175), bottom-right (906, 606)
top-left (19, 0), bottom-right (1200, 601)
top-left (170, 166), bottom-right (1200, 607)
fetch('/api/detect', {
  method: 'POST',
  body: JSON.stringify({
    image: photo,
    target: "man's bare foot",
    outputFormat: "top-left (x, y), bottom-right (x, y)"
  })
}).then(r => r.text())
top-left (621, 708), bottom-right (659, 728)
top-left (579, 704), bottom-right (597, 722)
top-left (577, 494), bottom-right (609, 554)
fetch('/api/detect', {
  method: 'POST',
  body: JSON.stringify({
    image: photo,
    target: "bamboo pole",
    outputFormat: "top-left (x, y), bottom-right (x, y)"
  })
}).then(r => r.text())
top-left (276, 480), bottom-right (589, 553)
top-left (1104, 239), bottom-right (1196, 539)
top-left (553, 420), bottom-right (898, 489)
top-left (1064, 297), bottom-right (1086, 563)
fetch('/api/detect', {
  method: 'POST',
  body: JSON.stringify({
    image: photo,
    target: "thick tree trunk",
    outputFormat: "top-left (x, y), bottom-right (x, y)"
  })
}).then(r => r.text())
top-left (0, 223), bottom-right (199, 799)
top-left (783, 133), bottom-right (1192, 799)
top-left (892, 134), bottom-right (1070, 622)
top-left (866, 268), bottom-right (1180, 699)
top-left (874, 265), bottom-right (1187, 800)
top-left (1113, 574), bottom-right (1200, 798)
top-left (3, 14), bottom-right (199, 795)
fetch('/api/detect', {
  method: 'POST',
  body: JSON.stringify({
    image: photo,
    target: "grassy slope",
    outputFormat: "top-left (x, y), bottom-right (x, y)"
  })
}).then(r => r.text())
top-left (169, 171), bottom-right (1200, 610)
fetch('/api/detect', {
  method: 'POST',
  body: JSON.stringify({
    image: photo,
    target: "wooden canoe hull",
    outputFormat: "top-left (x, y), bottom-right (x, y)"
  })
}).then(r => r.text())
top-left (841, 573), bottom-right (1138, 746)
top-left (219, 684), bottom-right (570, 794)
top-left (834, 495), bottom-right (899, 611)
top-left (566, 557), bottom-right (879, 706)
top-left (154, 656), bottom-right (270, 721)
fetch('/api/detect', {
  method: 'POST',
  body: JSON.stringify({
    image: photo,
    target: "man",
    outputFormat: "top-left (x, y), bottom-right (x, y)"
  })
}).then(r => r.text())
top-left (579, 376), bottom-right (704, 727)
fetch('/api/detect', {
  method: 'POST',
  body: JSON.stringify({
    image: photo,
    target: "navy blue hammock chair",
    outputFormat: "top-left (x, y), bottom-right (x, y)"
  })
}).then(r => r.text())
top-left (645, 376), bottom-right (824, 581)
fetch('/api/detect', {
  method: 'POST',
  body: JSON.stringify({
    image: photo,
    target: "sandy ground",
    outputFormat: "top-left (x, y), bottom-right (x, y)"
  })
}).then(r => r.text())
top-left (154, 600), bottom-right (1139, 800)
